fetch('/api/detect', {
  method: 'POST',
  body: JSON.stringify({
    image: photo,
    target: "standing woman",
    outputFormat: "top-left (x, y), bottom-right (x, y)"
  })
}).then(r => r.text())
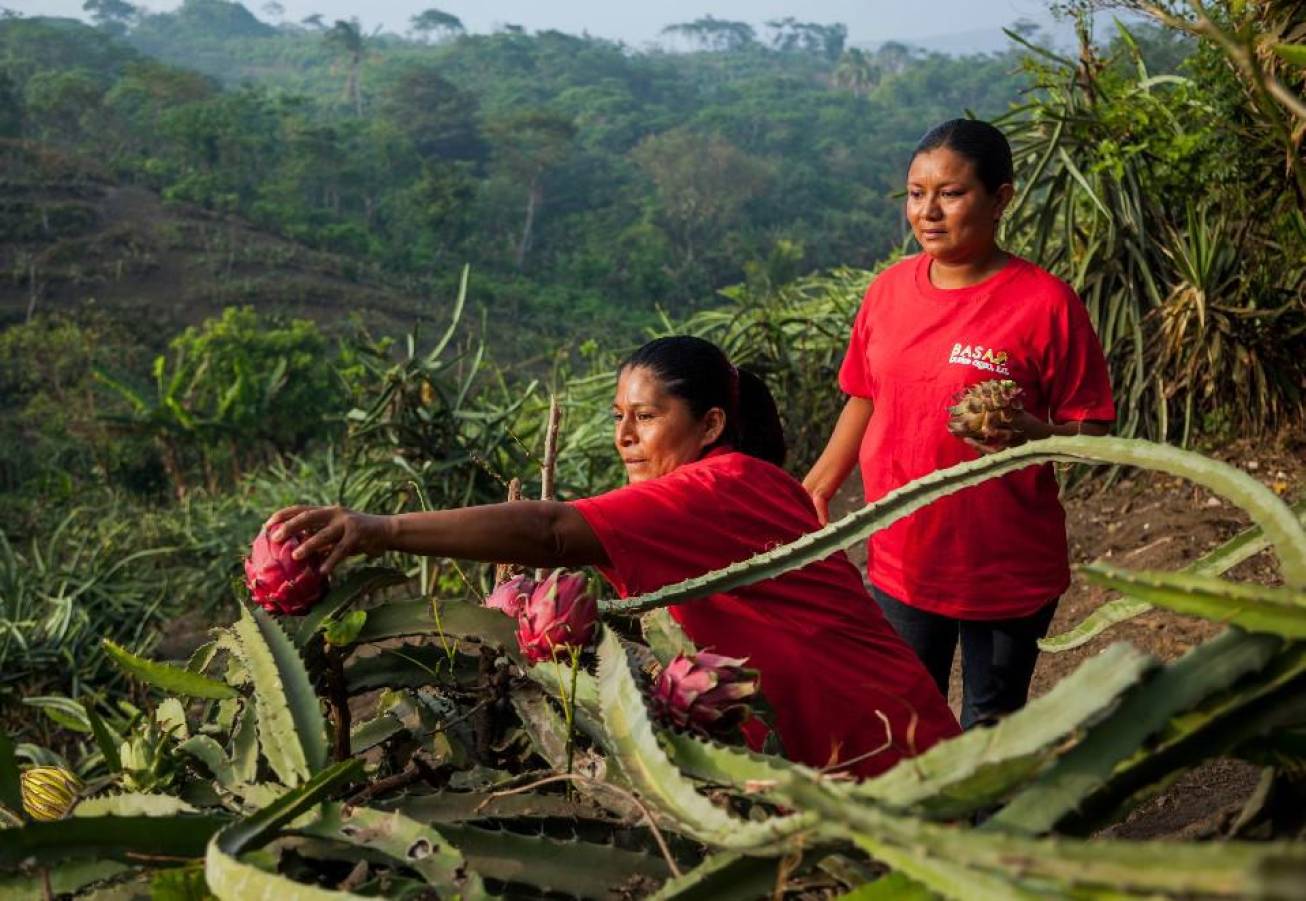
top-left (803, 119), bottom-right (1115, 729)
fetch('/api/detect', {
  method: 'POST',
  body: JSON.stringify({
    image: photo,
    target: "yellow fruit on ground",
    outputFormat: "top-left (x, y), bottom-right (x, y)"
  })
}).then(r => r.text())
top-left (19, 766), bottom-right (83, 821)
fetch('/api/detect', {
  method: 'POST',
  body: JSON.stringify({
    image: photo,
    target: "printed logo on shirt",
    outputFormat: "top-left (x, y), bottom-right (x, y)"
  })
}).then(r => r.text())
top-left (948, 343), bottom-right (1011, 376)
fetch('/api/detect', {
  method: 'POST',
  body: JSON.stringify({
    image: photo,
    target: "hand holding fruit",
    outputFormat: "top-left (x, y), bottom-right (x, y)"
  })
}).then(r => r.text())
top-left (946, 379), bottom-right (1033, 454)
top-left (264, 504), bottom-right (393, 576)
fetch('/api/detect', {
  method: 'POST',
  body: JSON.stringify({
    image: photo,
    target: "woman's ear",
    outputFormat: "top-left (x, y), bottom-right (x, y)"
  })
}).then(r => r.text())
top-left (701, 407), bottom-right (726, 447)
top-left (994, 182), bottom-right (1015, 221)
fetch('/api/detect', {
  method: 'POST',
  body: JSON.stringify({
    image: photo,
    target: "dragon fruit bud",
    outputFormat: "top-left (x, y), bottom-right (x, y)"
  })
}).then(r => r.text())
top-left (243, 526), bottom-right (329, 616)
top-left (651, 651), bottom-right (760, 735)
top-left (485, 573), bottom-right (535, 618)
top-left (515, 570), bottom-right (597, 664)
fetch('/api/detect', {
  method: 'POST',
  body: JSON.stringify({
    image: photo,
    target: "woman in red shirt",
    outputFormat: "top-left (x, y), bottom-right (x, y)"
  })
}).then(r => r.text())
top-left (803, 119), bottom-right (1115, 729)
top-left (269, 336), bottom-right (960, 777)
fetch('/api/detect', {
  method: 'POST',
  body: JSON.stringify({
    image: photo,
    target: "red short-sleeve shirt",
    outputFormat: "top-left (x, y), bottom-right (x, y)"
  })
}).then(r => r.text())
top-left (840, 254), bottom-right (1116, 619)
top-left (571, 448), bottom-right (960, 777)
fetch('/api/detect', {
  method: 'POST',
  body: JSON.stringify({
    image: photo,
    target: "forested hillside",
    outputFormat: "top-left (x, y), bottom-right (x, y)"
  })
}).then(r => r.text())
top-left (2, 2), bottom-right (1027, 342)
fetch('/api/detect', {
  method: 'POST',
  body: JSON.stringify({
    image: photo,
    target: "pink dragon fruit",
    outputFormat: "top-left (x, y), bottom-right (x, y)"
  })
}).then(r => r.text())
top-left (485, 573), bottom-right (535, 618)
top-left (515, 570), bottom-right (597, 664)
top-left (651, 651), bottom-right (760, 735)
top-left (243, 526), bottom-right (329, 615)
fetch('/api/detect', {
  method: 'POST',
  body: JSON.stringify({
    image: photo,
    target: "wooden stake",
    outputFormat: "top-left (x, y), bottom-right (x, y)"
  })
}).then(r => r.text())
top-left (536, 395), bottom-right (562, 581)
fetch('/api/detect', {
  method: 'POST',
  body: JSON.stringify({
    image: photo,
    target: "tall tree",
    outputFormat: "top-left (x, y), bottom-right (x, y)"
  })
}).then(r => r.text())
top-left (832, 48), bottom-right (879, 96)
top-left (82, 0), bottom-right (136, 36)
top-left (661, 16), bottom-right (756, 52)
top-left (381, 63), bottom-right (485, 162)
top-left (631, 129), bottom-right (771, 270)
top-left (765, 18), bottom-right (847, 60)
top-left (323, 18), bottom-right (364, 115)
top-left (409, 8), bottom-right (463, 43)
top-left (486, 110), bottom-right (576, 268)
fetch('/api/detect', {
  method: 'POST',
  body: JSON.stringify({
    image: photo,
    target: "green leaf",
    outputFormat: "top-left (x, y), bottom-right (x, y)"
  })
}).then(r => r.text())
top-left (0, 860), bottom-right (131, 898)
top-left (322, 610), bottom-right (368, 647)
top-left (75, 792), bottom-right (198, 817)
top-left (835, 872), bottom-right (934, 900)
top-left (233, 605), bottom-right (328, 787)
top-left (0, 815), bottom-right (226, 868)
top-left (22, 695), bottom-right (91, 732)
top-left (1079, 564), bottom-right (1306, 638)
top-left (293, 565), bottom-right (408, 646)
top-left (102, 640), bottom-right (238, 700)
top-left (601, 437), bottom-right (1306, 615)
top-left (297, 803), bottom-right (487, 898)
top-left (1041, 499), bottom-right (1306, 652)
top-left (1273, 43), bottom-right (1306, 67)
top-left (85, 704), bottom-right (123, 773)
top-left (348, 712), bottom-right (405, 755)
top-left (433, 821), bottom-right (671, 898)
top-left (594, 627), bottom-right (816, 851)
top-left (649, 851), bottom-right (782, 901)
top-left (354, 598), bottom-right (517, 649)
top-left (177, 736), bottom-right (237, 788)
top-left (214, 758), bottom-right (361, 856)
top-left (990, 628), bottom-right (1284, 834)
top-left (847, 643), bottom-right (1157, 817)
top-left (641, 608), bottom-right (697, 666)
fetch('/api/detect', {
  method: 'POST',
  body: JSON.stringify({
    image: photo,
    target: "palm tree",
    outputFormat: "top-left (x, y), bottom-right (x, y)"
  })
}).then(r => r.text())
top-left (324, 18), bottom-right (365, 115)
top-left (832, 48), bottom-right (878, 96)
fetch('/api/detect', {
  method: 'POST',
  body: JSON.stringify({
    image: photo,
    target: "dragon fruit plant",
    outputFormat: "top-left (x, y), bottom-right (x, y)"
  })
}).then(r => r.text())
top-left (243, 525), bottom-right (329, 615)
top-left (651, 650), bottom-right (760, 736)
top-left (515, 570), bottom-right (597, 664)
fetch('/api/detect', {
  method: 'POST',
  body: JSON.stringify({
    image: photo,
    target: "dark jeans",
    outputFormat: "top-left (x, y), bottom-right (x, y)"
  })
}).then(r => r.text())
top-left (872, 585), bottom-right (1058, 730)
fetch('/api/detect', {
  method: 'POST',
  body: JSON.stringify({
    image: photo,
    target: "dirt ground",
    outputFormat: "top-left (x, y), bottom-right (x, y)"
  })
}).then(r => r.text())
top-left (832, 430), bottom-right (1305, 839)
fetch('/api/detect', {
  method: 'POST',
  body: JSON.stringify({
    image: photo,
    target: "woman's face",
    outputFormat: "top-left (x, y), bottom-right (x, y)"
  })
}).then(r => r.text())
top-left (612, 365), bottom-right (724, 484)
top-left (906, 147), bottom-right (1012, 265)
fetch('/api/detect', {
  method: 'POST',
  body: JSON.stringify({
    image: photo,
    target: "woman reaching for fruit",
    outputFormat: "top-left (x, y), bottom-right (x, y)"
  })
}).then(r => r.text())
top-left (803, 118), bottom-right (1116, 729)
top-left (266, 336), bottom-right (960, 777)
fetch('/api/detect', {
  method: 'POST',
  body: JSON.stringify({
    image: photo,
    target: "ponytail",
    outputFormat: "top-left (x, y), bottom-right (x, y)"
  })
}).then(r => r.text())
top-left (734, 367), bottom-right (786, 467)
top-left (620, 336), bottom-right (788, 467)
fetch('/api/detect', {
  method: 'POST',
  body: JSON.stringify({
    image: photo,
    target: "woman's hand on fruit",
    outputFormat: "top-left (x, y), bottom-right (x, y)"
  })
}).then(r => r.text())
top-left (266, 505), bottom-right (393, 575)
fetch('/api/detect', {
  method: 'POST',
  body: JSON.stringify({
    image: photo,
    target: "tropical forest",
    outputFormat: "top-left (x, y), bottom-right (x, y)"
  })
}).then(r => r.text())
top-left (1, 0), bottom-right (1305, 897)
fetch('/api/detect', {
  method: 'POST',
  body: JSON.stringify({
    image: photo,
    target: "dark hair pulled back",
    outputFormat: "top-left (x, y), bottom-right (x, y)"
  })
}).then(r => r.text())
top-left (911, 118), bottom-right (1013, 194)
top-left (620, 336), bottom-right (786, 467)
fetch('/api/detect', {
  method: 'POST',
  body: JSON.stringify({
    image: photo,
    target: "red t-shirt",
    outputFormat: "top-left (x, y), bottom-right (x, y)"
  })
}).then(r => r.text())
top-left (839, 253), bottom-right (1115, 619)
top-left (571, 448), bottom-right (960, 777)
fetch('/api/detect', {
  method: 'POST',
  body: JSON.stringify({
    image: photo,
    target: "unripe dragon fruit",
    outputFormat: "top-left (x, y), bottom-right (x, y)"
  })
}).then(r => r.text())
top-left (651, 651), bottom-right (760, 735)
top-left (485, 573), bottom-right (535, 618)
top-left (20, 766), bottom-right (83, 821)
top-left (515, 570), bottom-right (597, 664)
top-left (243, 526), bottom-right (329, 616)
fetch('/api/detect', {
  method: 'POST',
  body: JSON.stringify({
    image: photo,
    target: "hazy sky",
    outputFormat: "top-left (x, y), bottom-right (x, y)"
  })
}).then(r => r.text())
top-left (12, 0), bottom-right (1063, 47)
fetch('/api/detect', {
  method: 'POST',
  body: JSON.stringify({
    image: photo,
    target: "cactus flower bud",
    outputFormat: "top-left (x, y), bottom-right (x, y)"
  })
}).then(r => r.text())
top-left (20, 766), bottom-right (83, 821)
top-left (243, 526), bottom-right (329, 616)
top-left (485, 573), bottom-right (535, 618)
top-left (651, 651), bottom-right (760, 735)
top-left (515, 570), bottom-right (597, 664)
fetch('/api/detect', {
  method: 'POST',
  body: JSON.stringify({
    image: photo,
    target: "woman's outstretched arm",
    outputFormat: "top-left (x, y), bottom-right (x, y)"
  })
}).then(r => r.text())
top-left (267, 501), bottom-right (609, 576)
top-left (802, 396), bottom-right (874, 525)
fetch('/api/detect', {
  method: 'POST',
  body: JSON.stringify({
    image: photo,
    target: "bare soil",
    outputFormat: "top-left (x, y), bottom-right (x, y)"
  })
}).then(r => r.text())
top-left (832, 430), bottom-right (1306, 839)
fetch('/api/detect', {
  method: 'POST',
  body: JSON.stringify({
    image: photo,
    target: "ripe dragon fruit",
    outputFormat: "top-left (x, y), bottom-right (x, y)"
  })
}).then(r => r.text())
top-left (651, 651), bottom-right (760, 735)
top-left (515, 570), bottom-right (597, 664)
top-left (485, 573), bottom-right (535, 618)
top-left (243, 526), bottom-right (329, 616)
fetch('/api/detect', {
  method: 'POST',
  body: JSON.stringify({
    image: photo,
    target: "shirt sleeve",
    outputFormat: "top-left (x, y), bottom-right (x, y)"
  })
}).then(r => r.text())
top-left (1042, 287), bottom-right (1116, 423)
top-left (837, 283), bottom-right (876, 398)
